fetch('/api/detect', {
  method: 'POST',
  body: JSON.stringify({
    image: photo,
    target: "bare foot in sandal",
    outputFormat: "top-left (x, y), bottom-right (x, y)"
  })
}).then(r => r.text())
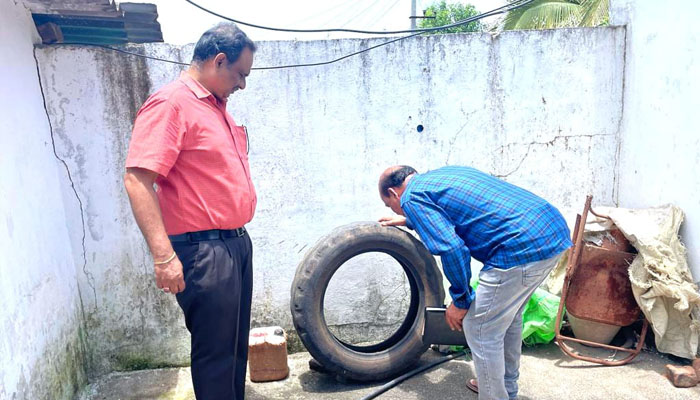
top-left (466, 378), bottom-right (478, 393)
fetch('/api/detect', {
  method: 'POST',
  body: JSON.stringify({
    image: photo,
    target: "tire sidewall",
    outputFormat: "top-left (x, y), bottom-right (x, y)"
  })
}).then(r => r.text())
top-left (291, 222), bottom-right (444, 381)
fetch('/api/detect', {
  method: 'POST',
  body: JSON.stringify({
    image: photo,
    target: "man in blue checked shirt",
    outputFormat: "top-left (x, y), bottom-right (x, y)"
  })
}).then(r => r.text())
top-left (378, 165), bottom-right (571, 400)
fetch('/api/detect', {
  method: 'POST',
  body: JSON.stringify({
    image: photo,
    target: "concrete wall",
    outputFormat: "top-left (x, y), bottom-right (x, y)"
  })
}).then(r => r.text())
top-left (33, 43), bottom-right (189, 376)
top-left (35, 26), bottom-right (626, 372)
top-left (0, 1), bottom-right (87, 399)
top-left (611, 0), bottom-right (700, 284)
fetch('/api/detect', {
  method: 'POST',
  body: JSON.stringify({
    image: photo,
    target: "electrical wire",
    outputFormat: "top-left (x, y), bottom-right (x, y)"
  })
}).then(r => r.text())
top-left (363, 0), bottom-right (404, 32)
top-left (236, 1), bottom-right (531, 70)
top-left (359, 349), bottom-right (470, 400)
top-left (52, 0), bottom-right (534, 71)
top-left (288, 0), bottom-right (356, 28)
top-left (184, 0), bottom-right (533, 35)
top-left (315, 0), bottom-right (364, 31)
top-left (257, 31), bottom-right (423, 70)
top-left (338, 0), bottom-right (383, 30)
top-left (56, 43), bottom-right (190, 66)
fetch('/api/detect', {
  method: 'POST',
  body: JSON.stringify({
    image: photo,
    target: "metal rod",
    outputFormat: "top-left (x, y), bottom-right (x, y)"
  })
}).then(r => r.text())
top-left (555, 318), bottom-right (648, 366)
top-left (589, 208), bottom-right (612, 220)
top-left (554, 214), bottom-right (581, 334)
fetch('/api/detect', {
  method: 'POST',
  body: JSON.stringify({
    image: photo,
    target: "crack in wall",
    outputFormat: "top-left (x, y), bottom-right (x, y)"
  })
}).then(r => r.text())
top-left (493, 142), bottom-right (535, 178)
top-left (32, 48), bottom-right (97, 327)
top-left (492, 133), bottom-right (616, 178)
top-left (487, 34), bottom-right (506, 174)
top-left (369, 274), bottom-right (409, 326)
top-left (444, 120), bottom-right (470, 165)
top-left (612, 27), bottom-right (628, 207)
top-left (444, 110), bottom-right (480, 165)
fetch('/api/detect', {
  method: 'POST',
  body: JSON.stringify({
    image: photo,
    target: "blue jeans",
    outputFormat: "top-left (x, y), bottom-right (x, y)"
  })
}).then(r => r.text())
top-left (463, 252), bottom-right (563, 400)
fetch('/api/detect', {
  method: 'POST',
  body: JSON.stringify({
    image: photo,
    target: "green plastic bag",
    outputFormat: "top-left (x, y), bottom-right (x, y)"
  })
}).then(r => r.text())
top-left (521, 288), bottom-right (560, 345)
top-left (469, 279), bottom-right (560, 345)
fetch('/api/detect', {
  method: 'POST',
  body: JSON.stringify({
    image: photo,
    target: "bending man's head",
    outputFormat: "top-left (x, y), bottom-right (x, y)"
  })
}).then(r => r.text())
top-left (191, 23), bottom-right (256, 101)
top-left (378, 165), bottom-right (417, 216)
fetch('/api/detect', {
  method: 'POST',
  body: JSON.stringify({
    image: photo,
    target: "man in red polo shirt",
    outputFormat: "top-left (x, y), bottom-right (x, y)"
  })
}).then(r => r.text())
top-left (124, 23), bottom-right (256, 399)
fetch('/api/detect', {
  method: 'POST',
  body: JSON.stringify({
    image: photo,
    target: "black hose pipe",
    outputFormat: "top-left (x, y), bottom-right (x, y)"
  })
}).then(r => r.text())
top-left (359, 349), bottom-right (469, 400)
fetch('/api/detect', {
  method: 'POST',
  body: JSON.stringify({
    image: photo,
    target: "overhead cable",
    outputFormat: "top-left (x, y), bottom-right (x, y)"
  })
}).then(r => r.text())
top-left (183, 0), bottom-right (533, 35)
top-left (54, 0), bottom-right (535, 71)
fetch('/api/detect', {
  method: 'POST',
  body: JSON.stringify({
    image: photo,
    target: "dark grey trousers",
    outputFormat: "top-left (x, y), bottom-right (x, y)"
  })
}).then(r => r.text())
top-left (173, 233), bottom-right (253, 400)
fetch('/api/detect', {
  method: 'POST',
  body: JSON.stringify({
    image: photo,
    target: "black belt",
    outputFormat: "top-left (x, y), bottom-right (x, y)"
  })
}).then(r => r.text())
top-left (169, 227), bottom-right (246, 243)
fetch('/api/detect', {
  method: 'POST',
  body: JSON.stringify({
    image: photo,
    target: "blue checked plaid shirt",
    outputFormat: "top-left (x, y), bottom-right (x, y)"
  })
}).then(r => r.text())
top-left (401, 166), bottom-right (572, 309)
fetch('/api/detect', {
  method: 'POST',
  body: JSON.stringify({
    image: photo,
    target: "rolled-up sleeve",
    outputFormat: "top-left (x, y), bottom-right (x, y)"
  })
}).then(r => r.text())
top-left (402, 195), bottom-right (474, 309)
top-left (125, 97), bottom-right (185, 177)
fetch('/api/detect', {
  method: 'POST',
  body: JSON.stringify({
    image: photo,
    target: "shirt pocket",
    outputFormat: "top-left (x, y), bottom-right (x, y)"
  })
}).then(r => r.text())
top-left (232, 125), bottom-right (249, 158)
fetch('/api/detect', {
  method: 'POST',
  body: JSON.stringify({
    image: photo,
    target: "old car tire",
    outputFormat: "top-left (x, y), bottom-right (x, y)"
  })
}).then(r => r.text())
top-left (290, 222), bottom-right (445, 381)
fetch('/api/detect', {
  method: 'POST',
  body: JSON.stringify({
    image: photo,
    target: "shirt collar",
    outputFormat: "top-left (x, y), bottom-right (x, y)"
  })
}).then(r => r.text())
top-left (400, 174), bottom-right (417, 206)
top-left (179, 72), bottom-right (214, 100)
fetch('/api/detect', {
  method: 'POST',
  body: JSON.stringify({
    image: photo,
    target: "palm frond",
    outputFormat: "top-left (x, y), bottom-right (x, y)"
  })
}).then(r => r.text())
top-left (503, 0), bottom-right (583, 30)
top-left (579, 0), bottom-right (609, 27)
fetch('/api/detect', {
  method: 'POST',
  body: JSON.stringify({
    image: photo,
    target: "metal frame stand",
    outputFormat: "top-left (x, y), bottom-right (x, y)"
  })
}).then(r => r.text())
top-left (554, 195), bottom-right (649, 366)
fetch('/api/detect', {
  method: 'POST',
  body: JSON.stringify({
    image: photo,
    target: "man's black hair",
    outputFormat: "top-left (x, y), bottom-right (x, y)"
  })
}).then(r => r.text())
top-left (192, 23), bottom-right (256, 64)
top-left (380, 166), bottom-right (418, 197)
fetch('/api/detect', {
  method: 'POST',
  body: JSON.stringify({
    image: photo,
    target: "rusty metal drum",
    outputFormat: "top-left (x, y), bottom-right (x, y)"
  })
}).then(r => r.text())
top-left (566, 244), bottom-right (640, 327)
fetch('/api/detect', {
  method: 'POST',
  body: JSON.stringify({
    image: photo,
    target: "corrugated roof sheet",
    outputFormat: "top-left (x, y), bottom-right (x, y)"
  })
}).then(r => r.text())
top-left (26, 1), bottom-right (163, 44)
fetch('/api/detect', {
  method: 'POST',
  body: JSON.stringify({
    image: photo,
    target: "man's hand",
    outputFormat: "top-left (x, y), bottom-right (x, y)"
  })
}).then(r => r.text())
top-left (379, 215), bottom-right (407, 227)
top-left (125, 167), bottom-right (185, 294)
top-left (155, 255), bottom-right (186, 294)
top-left (445, 302), bottom-right (468, 331)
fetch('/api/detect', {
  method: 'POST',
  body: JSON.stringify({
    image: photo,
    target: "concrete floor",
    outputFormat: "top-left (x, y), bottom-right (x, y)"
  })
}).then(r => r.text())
top-left (77, 343), bottom-right (700, 400)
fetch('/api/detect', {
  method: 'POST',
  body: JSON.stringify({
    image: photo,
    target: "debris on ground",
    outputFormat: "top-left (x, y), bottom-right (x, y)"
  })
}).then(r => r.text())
top-left (665, 364), bottom-right (699, 388)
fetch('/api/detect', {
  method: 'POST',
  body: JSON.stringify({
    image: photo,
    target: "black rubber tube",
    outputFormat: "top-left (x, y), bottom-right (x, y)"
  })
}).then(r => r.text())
top-left (359, 350), bottom-right (468, 400)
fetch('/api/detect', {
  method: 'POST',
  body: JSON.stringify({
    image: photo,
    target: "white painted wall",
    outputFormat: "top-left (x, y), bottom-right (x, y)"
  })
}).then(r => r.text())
top-left (0, 1), bottom-right (87, 399)
top-left (34, 44), bottom-right (189, 375)
top-left (36, 26), bottom-right (625, 371)
top-left (611, 0), bottom-right (700, 284)
top-left (6, 0), bottom-right (699, 391)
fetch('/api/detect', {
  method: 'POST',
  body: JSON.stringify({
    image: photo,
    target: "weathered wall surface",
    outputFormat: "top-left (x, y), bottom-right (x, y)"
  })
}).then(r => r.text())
top-left (612, 0), bottom-right (700, 284)
top-left (34, 45), bottom-right (190, 376)
top-left (0, 1), bottom-right (87, 399)
top-left (35, 27), bottom-right (625, 372)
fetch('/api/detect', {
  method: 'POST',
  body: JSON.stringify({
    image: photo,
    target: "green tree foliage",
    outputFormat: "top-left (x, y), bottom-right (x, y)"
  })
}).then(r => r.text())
top-left (418, 1), bottom-right (482, 34)
top-left (503, 0), bottom-right (609, 30)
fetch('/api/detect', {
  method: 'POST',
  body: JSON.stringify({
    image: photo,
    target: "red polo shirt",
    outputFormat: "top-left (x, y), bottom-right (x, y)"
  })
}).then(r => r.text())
top-left (126, 72), bottom-right (256, 235)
